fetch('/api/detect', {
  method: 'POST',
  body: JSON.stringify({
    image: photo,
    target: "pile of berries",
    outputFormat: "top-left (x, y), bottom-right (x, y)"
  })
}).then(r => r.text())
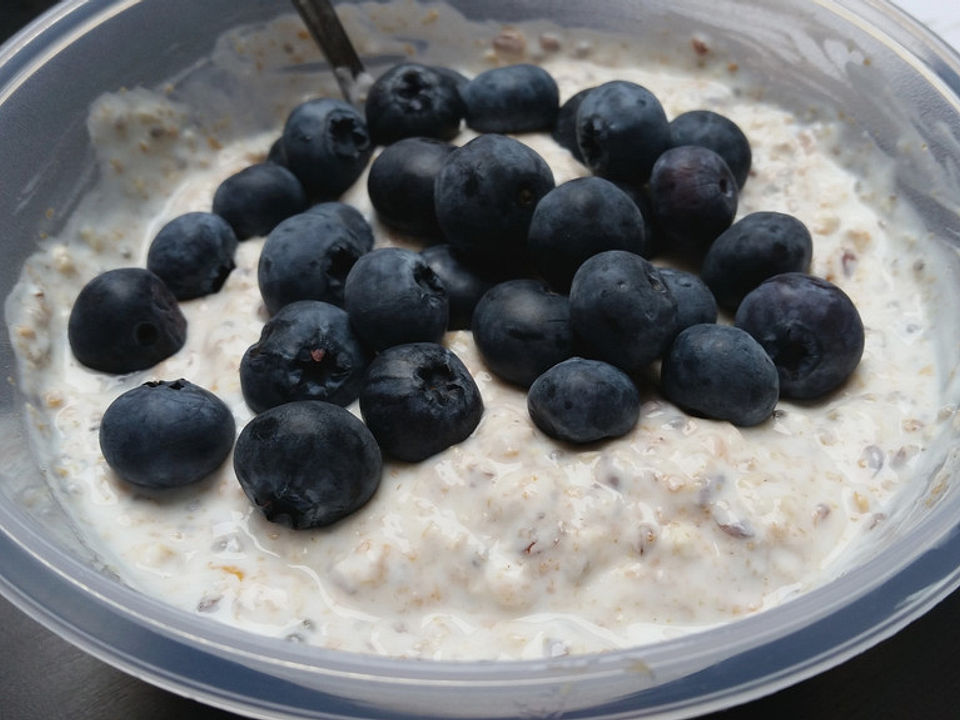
top-left (71, 61), bottom-right (864, 529)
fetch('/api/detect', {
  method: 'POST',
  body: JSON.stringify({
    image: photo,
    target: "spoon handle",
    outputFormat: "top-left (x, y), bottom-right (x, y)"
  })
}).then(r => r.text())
top-left (291, 0), bottom-right (366, 102)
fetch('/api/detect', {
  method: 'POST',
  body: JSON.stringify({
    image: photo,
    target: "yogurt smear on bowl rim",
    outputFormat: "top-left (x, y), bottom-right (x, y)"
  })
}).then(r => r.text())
top-left (4, 1), bottom-right (952, 660)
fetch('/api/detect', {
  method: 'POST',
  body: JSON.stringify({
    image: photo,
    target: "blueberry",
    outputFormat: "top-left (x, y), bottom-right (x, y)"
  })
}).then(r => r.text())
top-left (146, 212), bottom-right (238, 301)
top-left (669, 110), bottom-right (752, 189)
top-left (99, 379), bottom-right (235, 489)
top-left (367, 137), bottom-right (455, 237)
top-left (267, 137), bottom-right (287, 166)
top-left (258, 213), bottom-right (365, 315)
top-left (472, 279), bottom-right (574, 387)
top-left (434, 133), bottom-right (555, 262)
top-left (658, 268), bottom-right (718, 334)
top-left (576, 80), bottom-right (670, 184)
top-left (527, 177), bottom-right (646, 291)
top-left (360, 343), bottom-right (483, 462)
top-left (365, 63), bottom-right (465, 145)
top-left (527, 358), bottom-right (640, 444)
top-left (461, 64), bottom-right (559, 133)
top-left (660, 324), bottom-right (779, 426)
top-left (735, 273), bottom-right (864, 399)
top-left (282, 98), bottom-right (373, 199)
top-left (420, 244), bottom-right (495, 330)
top-left (240, 300), bottom-right (368, 413)
top-left (344, 247), bottom-right (448, 351)
top-left (68, 268), bottom-right (186, 374)
top-left (431, 65), bottom-right (470, 91)
top-left (569, 250), bottom-right (677, 372)
top-left (305, 202), bottom-right (374, 253)
top-left (700, 211), bottom-right (813, 310)
top-left (551, 87), bottom-right (595, 162)
top-left (234, 401), bottom-right (381, 529)
top-left (649, 145), bottom-right (738, 253)
top-left (212, 162), bottom-right (307, 240)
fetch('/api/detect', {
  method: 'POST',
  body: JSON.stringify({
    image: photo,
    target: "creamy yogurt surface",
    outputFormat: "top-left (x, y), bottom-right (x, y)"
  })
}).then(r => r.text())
top-left (5, 1), bottom-right (951, 660)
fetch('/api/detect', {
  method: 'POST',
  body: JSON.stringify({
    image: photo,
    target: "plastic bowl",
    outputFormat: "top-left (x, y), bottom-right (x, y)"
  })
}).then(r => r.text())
top-left (2, 1), bottom-right (960, 718)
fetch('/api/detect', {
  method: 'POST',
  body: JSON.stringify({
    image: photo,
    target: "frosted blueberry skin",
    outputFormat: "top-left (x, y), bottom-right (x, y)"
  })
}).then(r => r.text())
top-left (472, 279), bottom-right (574, 388)
top-left (367, 137), bottom-right (455, 238)
top-left (669, 110), bottom-right (752, 189)
top-left (552, 87), bottom-right (595, 163)
top-left (146, 212), bottom-right (238, 301)
top-left (360, 343), bottom-right (483, 462)
top-left (305, 202), bottom-right (374, 253)
top-left (212, 162), bottom-right (307, 240)
top-left (344, 248), bottom-right (448, 352)
top-left (649, 145), bottom-right (738, 254)
top-left (68, 267), bottom-right (186, 374)
top-left (575, 80), bottom-right (670, 184)
top-left (462, 64), bottom-right (560, 133)
top-left (735, 272), bottom-right (865, 400)
top-left (234, 401), bottom-right (382, 530)
top-left (420, 244), bottom-right (496, 330)
top-left (701, 211), bottom-right (813, 310)
top-left (100, 379), bottom-right (235, 489)
top-left (661, 324), bottom-right (779, 427)
top-left (658, 268), bottom-right (718, 335)
top-left (527, 176), bottom-right (646, 292)
top-left (282, 98), bottom-right (373, 200)
top-left (434, 133), bottom-right (555, 263)
top-left (528, 358), bottom-right (640, 444)
top-left (258, 212), bottom-right (366, 315)
top-left (365, 63), bottom-right (465, 145)
top-left (240, 300), bottom-right (368, 413)
top-left (569, 250), bottom-right (677, 373)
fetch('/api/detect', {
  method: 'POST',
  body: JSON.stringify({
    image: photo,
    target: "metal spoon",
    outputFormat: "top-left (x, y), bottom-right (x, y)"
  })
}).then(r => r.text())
top-left (290, 0), bottom-right (371, 105)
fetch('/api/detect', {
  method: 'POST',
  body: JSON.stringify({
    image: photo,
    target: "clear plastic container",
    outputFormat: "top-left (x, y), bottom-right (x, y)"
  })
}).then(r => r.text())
top-left (2, 1), bottom-right (960, 718)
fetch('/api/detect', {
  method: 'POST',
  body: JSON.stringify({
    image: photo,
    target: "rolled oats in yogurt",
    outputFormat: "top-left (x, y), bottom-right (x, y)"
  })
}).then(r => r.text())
top-left (5, 1), bottom-right (953, 660)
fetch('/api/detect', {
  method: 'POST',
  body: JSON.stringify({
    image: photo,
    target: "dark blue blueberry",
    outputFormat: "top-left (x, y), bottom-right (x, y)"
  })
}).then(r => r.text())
top-left (146, 212), bottom-right (238, 301)
top-left (462, 64), bottom-right (559, 133)
top-left (68, 268), bottom-right (186, 374)
top-left (344, 247), bottom-right (448, 351)
top-left (420, 244), bottom-right (495, 330)
top-left (471, 279), bottom-right (573, 387)
top-left (431, 65), bottom-right (470, 91)
top-left (700, 212), bottom-right (813, 310)
top-left (551, 87), bottom-right (595, 162)
top-left (669, 110), bottom-right (752, 189)
top-left (240, 300), bottom-right (368, 413)
top-left (365, 63), bottom-right (465, 145)
top-left (649, 145), bottom-right (738, 254)
top-left (734, 273), bottom-right (864, 399)
top-left (569, 250), bottom-right (677, 372)
top-left (367, 137), bottom-right (455, 237)
top-left (660, 324), bottom-right (779, 426)
top-left (282, 98), bottom-right (373, 199)
top-left (576, 80), bottom-right (670, 184)
top-left (527, 357), bottom-right (640, 444)
top-left (267, 137), bottom-right (287, 166)
top-left (360, 343), bottom-right (483, 462)
top-left (234, 401), bottom-right (381, 529)
top-left (434, 133), bottom-right (554, 262)
top-left (527, 177), bottom-right (646, 291)
top-left (658, 268), bottom-right (717, 334)
top-left (258, 213), bottom-right (365, 315)
top-left (613, 182), bottom-right (663, 258)
top-left (212, 162), bottom-right (307, 240)
top-left (305, 202), bottom-right (374, 253)
top-left (99, 379), bottom-right (235, 489)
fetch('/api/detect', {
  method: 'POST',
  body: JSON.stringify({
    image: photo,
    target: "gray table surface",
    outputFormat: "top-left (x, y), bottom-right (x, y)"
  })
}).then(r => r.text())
top-left (3, 2), bottom-right (960, 719)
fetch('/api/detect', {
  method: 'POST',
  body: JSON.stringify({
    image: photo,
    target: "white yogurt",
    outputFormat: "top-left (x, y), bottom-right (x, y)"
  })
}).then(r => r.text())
top-left (5, 2), bottom-right (952, 660)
